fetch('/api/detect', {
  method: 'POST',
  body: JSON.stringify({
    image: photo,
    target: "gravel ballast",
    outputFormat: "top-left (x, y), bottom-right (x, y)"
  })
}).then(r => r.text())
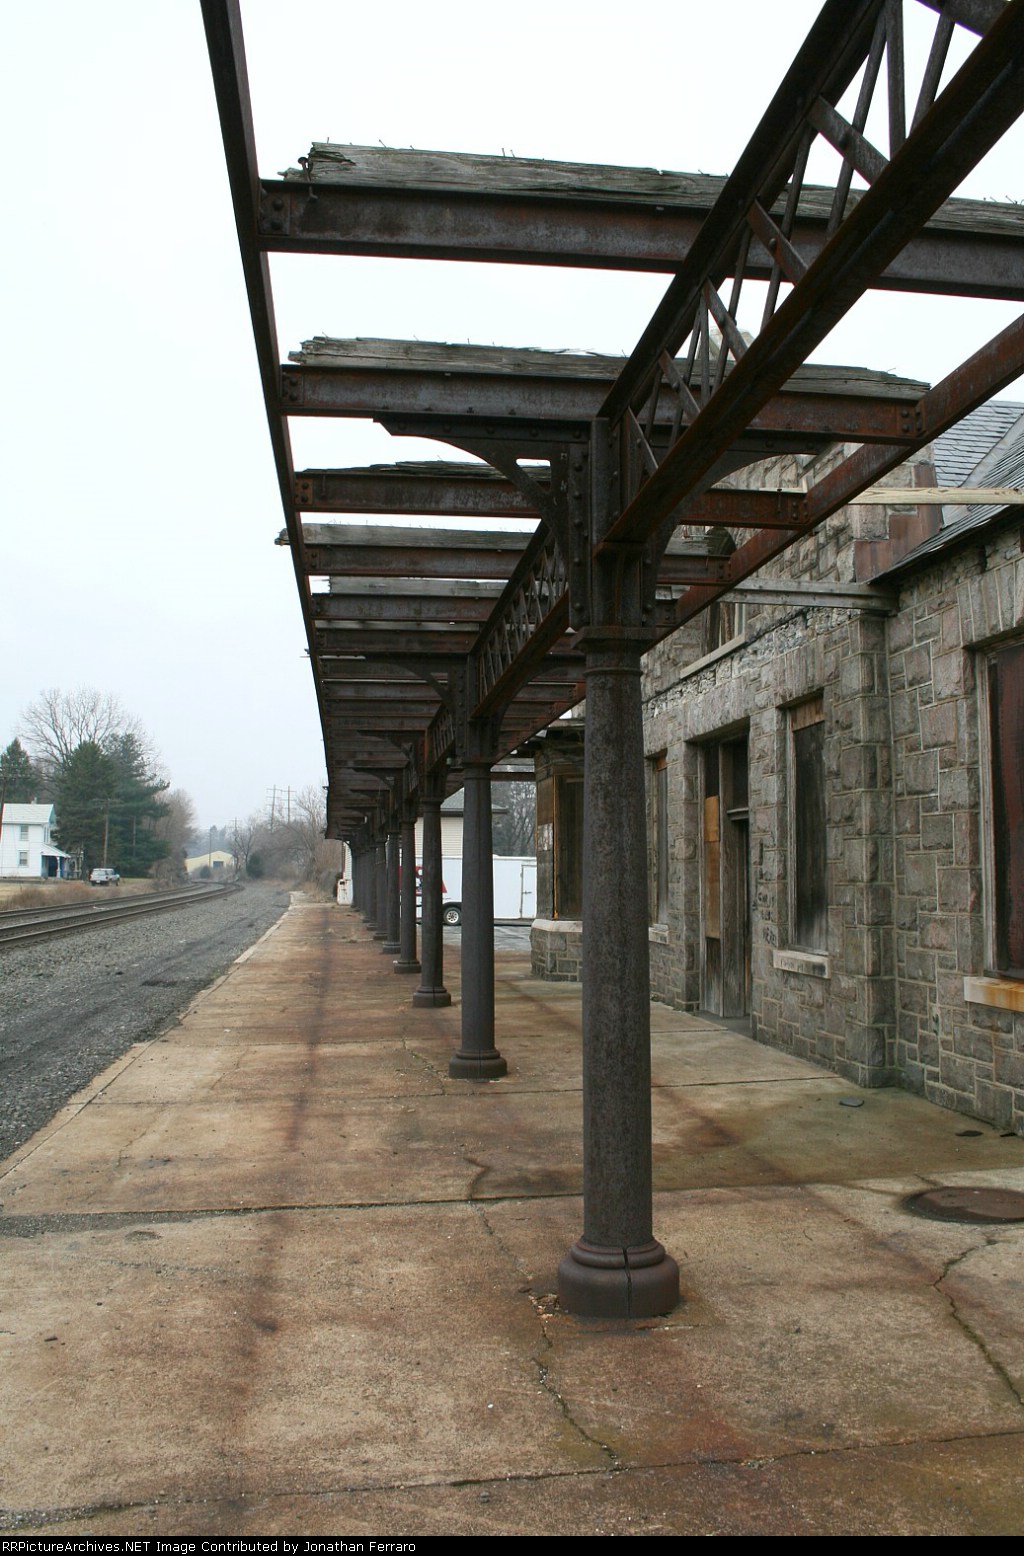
top-left (0, 882), bottom-right (292, 1162)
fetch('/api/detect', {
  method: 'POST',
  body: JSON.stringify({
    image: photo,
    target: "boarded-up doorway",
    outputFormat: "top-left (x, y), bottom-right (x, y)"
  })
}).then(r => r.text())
top-left (701, 736), bottom-right (751, 1018)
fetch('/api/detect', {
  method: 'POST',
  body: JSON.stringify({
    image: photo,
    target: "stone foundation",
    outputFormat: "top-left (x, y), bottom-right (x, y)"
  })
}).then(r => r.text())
top-left (531, 919), bottom-right (583, 982)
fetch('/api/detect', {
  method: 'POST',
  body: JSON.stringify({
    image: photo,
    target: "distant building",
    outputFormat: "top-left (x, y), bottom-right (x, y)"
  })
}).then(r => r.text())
top-left (0, 803), bottom-right (76, 879)
top-left (185, 849), bottom-right (236, 877)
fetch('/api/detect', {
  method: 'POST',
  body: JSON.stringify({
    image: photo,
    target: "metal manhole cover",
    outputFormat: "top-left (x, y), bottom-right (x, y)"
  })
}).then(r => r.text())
top-left (904, 1186), bottom-right (1024, 1224)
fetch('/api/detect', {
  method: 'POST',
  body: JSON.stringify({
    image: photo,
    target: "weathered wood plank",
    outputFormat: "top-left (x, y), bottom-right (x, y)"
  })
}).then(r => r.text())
top-left (288, 335), bottom-right (927, 401)
top-left (851, 485), bottom-right (1024, 504)
top-left (283, 145), bottom-right (1024, 239)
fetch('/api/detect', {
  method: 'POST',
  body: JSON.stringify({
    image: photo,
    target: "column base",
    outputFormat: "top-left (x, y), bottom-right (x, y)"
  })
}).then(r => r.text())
top-left (394, 958), bottom-right (421, 974)
top-left (449, 1048), bottom-right (508, 1081)
top-left (381, 939), bottom-right (401, 954)
top-left (373, 929), bottom-right (388, 941)
top-left (557, 1238), bottom-right (680, 1319)
top-left (412, 985), bottom-right (451, 1008)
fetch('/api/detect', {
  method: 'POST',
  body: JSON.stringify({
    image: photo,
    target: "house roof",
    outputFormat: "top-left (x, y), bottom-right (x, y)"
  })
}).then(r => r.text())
top-left (1, 803), bottom-right (55, 826)
top-left (932, 400), bottom-right (1024, 486)
top-left (875, 400), bottom-right (1024, 580)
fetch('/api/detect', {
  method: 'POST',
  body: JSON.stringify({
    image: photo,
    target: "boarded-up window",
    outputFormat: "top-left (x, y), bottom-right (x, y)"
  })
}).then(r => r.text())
top-left (791, 696), bottom-right (827, 951)
top-left (989, 642), bottom-right (1024, 976)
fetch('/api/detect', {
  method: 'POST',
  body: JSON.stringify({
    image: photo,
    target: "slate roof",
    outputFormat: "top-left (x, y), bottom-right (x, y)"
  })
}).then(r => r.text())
top-left (877, 399), bottom-right (1024, 579)
top-left (932, 400), bottom-right (1024, 486)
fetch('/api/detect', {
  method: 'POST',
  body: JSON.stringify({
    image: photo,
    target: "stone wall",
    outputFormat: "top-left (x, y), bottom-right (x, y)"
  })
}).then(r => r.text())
top-left (530, 918), bottom-right (583, 981)
top-left (889, 525), bottom-right (1024, 1133)
top-left (643, 603), bottom-right (897, 1086)
top-left (640, 489), bottom-right (1024, 1133)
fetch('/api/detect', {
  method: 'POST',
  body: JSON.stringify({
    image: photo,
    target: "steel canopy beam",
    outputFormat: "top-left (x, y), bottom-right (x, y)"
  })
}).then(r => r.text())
top-left (295, 462), bottom-right (543, 516)
top-left (282, 342), bottom-right (926, 445)
top-left (257, 149), bottom-right (1024, 300)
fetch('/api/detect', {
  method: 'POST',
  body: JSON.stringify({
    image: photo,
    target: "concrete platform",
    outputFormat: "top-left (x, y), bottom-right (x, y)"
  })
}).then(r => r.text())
top-left (2, 898), bottom-right (1024, 1536)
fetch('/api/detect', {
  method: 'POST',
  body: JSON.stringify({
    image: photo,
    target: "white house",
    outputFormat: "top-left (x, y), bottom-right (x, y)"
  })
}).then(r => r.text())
top-left (0, 803), bottom-right (76, 879)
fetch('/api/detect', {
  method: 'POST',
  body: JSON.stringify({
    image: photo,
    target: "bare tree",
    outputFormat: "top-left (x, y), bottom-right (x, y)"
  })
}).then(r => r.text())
top-left (231, 812), bottom-right (266, 874)
top-left (153, 790), bottom-right (197, 879)
top-left (289, 785), bottom-right (328, 880)
top-left (21, 686), bottom-right (153, 778)
top-left (492, 781), bottom-right (536, 855)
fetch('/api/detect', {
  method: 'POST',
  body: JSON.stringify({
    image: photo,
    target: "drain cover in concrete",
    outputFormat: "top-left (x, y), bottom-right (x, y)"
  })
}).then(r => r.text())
top-left (904, 1186), bottom-right (1024, 1224)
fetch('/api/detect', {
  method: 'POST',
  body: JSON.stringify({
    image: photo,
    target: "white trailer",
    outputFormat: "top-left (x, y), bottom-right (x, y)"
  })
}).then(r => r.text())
top-left (416, 855), bottom-right (537, 924)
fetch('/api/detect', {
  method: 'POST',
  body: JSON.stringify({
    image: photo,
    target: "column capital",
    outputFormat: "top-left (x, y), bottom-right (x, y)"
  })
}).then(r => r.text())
top-left (576, 624), bottom-right (658, 656)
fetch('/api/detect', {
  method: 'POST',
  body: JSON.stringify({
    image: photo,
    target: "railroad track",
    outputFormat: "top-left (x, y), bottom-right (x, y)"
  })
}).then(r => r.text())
top-left (0, 882), bottom-right (244, 948)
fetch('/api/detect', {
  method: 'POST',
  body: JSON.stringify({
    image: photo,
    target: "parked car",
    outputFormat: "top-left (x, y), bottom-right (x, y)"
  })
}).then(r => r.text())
top-left (89, 867), bottom-right (121, 886)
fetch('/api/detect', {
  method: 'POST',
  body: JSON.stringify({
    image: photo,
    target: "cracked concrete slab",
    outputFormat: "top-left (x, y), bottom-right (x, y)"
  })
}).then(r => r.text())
top-left (2, 899), bottom-right (1024, 1537)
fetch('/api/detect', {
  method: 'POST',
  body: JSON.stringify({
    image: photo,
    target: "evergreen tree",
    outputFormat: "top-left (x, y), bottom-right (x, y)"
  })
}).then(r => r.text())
top-left (0, 739), bottom-right (44, 805)
top-left (103, 732), bottom-right (171, 876)
top-left (53, 742), bottom-right (118, 872)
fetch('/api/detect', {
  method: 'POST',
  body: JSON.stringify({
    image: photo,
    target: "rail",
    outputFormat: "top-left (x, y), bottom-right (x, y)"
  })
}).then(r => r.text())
top-left (0, 882), bottom-right (244, 949)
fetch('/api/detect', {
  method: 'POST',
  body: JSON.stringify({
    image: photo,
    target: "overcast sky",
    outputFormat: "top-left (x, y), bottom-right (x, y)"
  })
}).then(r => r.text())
top-left (2, 2), bottom-right (1021, 826)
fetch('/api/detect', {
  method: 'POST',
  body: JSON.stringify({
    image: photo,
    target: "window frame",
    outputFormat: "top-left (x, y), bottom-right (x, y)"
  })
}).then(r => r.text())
top-left (980, 638), bottom-right (1024, 979)
top-left (648, 751), bottom-right (669, 925)
top-left (788, 695), bottom-right (828, 953)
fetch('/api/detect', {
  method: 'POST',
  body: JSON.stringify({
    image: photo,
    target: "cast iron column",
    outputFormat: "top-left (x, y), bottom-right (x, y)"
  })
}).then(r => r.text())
top-left (450, 756), bottom-right (506, 1080)
top-left (373, 836), bottom-right (388, 940)
top-left (413, 787), bottom-right (450, 1007)
top-left (382, 820), bottom-right (401, 954)
top-left (557, 631), bottom-right (679, 1317)
top-left (360, 845), bottom-right (372, 916)
top-left (361, 839), bottom-right (378, 929)
top-left (395, 807), bottom-right (421, 974)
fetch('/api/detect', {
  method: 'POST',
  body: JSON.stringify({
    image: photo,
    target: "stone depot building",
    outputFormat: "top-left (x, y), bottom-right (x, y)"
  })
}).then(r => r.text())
top-left (534, 400), bottom-right (1024, 1138)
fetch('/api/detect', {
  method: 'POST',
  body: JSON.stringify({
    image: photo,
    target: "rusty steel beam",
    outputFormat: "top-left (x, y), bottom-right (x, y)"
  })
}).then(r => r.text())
top-left (295, 463), bottom-right (543, 516)
top-left (296, 466), bottom-right (803, 525)
top-left (315, 627), bottom-right (489, 657)
top-left (281, 353), bottom-right (925, 445)
top-left (257, 159), bottom-right (1024, 300)
top-left (315, 594), bottom-right (501, 625)
top-left (325, 754), bottom-right (411, 771)
top-left (323, 691), bottom-right (442, 712)
top-left (326, 751), bottom-right (409, 767)
top-left (300, 526), bottom-right (530, 580)
top-left (313, 661), bottom-right (450, 683)
top-left (323, 677), bottom-right (579, 709)
top-left (307, 538), bottom-right (728, 588)
top-left (347, 720), bottom-right (454, 736)
top-left (296, 464), bottom-right (806, 534)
